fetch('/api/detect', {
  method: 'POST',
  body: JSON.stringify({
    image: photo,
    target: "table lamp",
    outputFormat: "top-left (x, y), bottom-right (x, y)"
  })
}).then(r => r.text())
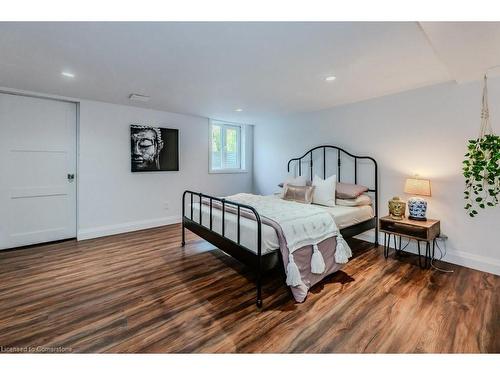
top-left (404, 177), bottom-right (431, 221)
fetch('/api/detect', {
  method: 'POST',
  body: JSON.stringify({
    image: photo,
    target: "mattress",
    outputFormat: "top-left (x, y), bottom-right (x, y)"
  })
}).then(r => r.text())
top-left (187, 198), bottom-right (374, 255)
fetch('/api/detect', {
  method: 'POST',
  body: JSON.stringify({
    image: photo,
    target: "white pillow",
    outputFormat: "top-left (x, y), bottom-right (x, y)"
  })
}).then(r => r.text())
top-left (312, 174), bottom-right (336, 207)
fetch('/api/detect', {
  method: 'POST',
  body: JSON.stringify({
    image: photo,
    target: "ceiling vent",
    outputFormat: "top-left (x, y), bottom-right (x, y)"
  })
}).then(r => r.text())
top-left (129, 93), bottom-right (150, 102)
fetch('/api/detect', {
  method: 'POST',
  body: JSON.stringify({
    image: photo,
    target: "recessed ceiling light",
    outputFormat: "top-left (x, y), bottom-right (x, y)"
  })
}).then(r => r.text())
top-left (325, 76), bottom-right (336, 82)
top-left (61, 71), bottom-right (75, 78)
top-left (235, 108), bottom-right (243, 112)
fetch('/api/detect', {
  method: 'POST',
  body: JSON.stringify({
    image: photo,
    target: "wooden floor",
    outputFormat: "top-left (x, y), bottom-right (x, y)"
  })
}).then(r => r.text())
top-left (0, 224), bottom-right (498, 353)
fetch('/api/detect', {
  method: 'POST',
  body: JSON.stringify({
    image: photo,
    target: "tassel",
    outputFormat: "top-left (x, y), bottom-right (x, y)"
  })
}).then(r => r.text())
top-left (335, 234), bottom-right (352, 264)
top-left (310, 244), bottom-right (326, 274)
top-left (286, 253), bottom-right (302, 287)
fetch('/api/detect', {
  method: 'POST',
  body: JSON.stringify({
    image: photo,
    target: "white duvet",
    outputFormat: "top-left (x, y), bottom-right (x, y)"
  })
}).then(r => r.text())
top-left (226, 193), bottom-right (337, 252)
top-left (189, 195), bottom-right (374, 255)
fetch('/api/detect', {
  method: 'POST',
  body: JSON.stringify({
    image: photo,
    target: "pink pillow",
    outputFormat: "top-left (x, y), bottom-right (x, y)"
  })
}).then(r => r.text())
top-left (336, 194), bottom-right (372, 207)
top-left (336, 182), bottom-right (368, 199)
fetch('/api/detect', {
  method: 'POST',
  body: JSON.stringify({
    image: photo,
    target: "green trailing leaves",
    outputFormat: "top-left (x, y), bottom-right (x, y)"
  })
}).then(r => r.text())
top-left (463, 134), bottom-right (500, 217)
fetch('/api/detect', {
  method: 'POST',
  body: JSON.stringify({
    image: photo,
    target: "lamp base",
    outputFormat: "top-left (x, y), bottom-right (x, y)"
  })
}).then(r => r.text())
top-left (408, 215), bottom-right (427, 221)
top-left (407, 197), bottom-right (428, 221)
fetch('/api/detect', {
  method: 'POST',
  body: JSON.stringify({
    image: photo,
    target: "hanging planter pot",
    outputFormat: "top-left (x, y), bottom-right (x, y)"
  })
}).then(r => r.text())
top-left (463, 75), bottom-right (500, 217)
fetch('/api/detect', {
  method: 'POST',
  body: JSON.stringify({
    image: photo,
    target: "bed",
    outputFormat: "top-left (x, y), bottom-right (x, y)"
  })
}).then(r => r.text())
top-left (181, 145), bottom-right (378, 307)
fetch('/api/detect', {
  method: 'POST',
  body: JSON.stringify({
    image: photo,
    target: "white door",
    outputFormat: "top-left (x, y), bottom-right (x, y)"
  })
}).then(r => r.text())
top-left (0, 93), bottom-right (77, 250)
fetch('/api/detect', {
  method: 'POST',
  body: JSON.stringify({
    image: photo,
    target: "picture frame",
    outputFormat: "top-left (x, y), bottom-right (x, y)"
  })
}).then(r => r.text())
top-left (130, 125), bottom-right (179, 172)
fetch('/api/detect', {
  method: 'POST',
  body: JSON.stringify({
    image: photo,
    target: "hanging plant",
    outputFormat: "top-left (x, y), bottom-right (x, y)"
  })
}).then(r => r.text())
top-left (463, 75), bottom-right (500, 217)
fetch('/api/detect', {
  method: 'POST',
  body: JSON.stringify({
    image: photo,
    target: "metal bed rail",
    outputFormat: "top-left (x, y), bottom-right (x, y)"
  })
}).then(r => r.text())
top-left (181, 190), bottom-right (264, 307)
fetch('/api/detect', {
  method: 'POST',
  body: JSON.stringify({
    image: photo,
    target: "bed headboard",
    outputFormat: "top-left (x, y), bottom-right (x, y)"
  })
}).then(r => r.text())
top-left (287, 145), bottom-right (378, 221)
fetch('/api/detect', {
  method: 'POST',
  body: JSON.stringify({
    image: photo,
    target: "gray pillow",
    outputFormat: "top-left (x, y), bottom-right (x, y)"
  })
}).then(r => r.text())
top-left (278, 180), bottom-right (312, 188)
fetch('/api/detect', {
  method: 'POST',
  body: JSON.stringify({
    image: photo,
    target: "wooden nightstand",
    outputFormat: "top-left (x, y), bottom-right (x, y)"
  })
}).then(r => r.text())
top-left (379, 216), bottom-right (440, 269)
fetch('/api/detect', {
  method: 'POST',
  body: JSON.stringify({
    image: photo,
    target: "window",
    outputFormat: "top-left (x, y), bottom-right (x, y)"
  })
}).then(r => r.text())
top-left (209, 120), bottom-right (246, 173)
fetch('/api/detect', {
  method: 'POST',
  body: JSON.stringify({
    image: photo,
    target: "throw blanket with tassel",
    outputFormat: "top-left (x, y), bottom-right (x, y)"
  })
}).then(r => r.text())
top-left (224, 193), bottom-right (352, 302)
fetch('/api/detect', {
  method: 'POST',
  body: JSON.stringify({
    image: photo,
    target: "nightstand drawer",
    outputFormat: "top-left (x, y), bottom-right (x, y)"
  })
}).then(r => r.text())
top-left (379, 216), bottom-right (440, 242)
top-left (380, 221), bottom-right (427, 239)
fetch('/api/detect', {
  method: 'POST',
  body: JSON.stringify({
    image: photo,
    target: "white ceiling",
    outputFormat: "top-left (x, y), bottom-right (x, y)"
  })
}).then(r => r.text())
top-left (1, 22), bottom-right (499, 124)
top-left (419, 22), bottom-right (500, 83)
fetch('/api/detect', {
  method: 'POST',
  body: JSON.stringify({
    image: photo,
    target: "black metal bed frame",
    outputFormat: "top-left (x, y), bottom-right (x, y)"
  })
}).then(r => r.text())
top-left (287, 145), bottom-right (379, 242)
top-left (181, 145), bottom-right (378, 308)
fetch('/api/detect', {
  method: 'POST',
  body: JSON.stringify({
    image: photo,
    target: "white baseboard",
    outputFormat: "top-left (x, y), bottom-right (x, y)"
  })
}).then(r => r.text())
top-left (77, 216), bottom-right (181, 241)
top-left (354, 230), bottom-right (500, 276)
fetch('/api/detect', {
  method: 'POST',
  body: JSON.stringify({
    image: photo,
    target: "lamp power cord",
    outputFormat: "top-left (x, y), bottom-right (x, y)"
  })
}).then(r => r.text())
top-left (391, 235), bottom-right (453, 273)
top-left (431, 236), bottom-right (454, 273)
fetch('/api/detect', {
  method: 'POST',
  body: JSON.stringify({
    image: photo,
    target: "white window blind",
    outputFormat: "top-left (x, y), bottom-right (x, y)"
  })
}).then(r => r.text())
top-left (209, 120), bottom-right (246, 173)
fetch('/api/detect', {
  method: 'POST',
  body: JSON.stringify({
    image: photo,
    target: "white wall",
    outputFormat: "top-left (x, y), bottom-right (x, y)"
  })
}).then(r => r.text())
top-left (253, 79), bottom-right (500, 275)
top-left (78, 100), bottom-right (253, 239)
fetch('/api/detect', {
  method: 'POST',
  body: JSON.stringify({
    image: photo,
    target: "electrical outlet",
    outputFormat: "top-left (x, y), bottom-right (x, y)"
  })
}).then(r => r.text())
top-left (438, 233), bottom-right (448, 240)
top-left (163, 201), bottom-right (170, 210)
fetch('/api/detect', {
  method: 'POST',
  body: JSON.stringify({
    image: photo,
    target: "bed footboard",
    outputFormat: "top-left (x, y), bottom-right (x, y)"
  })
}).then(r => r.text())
top-left (181, 190), bottom-right (265, 307)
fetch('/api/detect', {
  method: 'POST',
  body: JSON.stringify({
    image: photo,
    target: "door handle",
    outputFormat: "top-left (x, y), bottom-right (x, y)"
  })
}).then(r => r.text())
top-left (67, 173), bottom-right (75, 182)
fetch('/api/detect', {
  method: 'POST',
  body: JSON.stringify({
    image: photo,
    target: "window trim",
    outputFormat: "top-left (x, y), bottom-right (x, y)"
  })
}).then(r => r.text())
top-left (209, 119), bottom-right (247, 174)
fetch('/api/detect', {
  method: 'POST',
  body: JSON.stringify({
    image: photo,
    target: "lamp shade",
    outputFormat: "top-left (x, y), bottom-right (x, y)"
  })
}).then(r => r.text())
top-left (404, 178), bottom-right (431, 196)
